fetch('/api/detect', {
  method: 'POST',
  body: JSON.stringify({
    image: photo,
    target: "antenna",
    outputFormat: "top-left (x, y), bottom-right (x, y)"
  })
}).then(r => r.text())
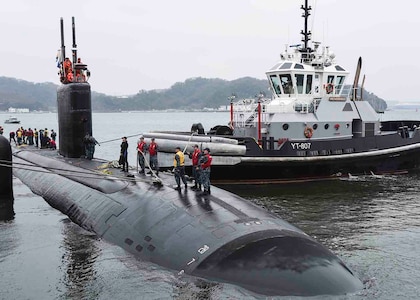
top-left (300, 0), bottom-right (312, 62)
top-left (300, 0), bottom-right (312, 51)
top-left (59, 18), bottom-right (66, 82)
top-left (72, 17), bottom-right (77, 66)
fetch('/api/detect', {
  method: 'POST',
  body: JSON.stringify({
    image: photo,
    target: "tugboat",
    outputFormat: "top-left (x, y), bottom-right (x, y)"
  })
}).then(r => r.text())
top-left (4, 116), bottom-right (20, 124)
top-left (144, 0), bottom-right (420, 184)
top-left (9, 15), bottom-right (363, 296)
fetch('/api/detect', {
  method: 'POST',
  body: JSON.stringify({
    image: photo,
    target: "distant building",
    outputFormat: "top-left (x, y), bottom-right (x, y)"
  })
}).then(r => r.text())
top-left (8, 107), bottom-right (29, 113)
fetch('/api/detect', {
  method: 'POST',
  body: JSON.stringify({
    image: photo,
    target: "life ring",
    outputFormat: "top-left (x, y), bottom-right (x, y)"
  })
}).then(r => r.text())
top-left (277, 138), bottom-right (288, 146)
top-left (304, 126), bottom-right (313, 138)
top-left (326, 83), bottom-right (334, 94)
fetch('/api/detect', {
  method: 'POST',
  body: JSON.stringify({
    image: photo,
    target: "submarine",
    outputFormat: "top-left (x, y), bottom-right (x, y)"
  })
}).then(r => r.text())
top-left (9, 17), bottom-right (363, 296)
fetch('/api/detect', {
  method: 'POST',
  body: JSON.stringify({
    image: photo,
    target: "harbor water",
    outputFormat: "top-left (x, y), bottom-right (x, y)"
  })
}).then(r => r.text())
top-left (1, 111), bottom-right (420, 299)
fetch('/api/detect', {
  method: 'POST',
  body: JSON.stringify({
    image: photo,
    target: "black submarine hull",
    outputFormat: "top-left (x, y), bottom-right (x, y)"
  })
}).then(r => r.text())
top-left (0, 135), bottom-right (14, 220)
top-left (12, 148), bottom-right (362, 296)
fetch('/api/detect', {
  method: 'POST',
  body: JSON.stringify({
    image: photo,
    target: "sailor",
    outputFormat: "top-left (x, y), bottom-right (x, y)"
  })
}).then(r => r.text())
top-left (34, 128), bottom-right (39, 147)
top-left (75, 57), bottom-right (86, 82)
top-left (47, 138), bottom-right (57, 150)
top-left (40, 128), bottom-right (49, 148)
top-left (173, 147), bottom-right (188, 191)
top-left (83, 133), bottom-right (99, 159)
top-left (188, 144), bottom-right (202, 190)
top-left (51, 129), bottom-right (57, 141)
top-left (16, 128), bottom-right (23, 145)
top-left (137, 136), bottom-right (148, 174)
top-left (199, 148), bottom-right (212, 195)
top-left (39, 129), bottom-right (44, 147)
top-left (27, 128), bottom-right (34, 145)
top-left (148, 138), bottom-right (159, 175)
top-left (120, 136), bottom-right (129, 172)
top-left (63, 57), bottom-right (73, 83)
top-left (9, 131), bottom-right (16, 145)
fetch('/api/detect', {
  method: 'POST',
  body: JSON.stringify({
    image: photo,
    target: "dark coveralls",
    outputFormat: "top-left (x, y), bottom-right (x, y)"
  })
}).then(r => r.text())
top-left (84, 134), bottom-right (99, 159)
top-left (120, 139), bottom-right (129, 172)
top-left (149, 141), bottom-right (159, 175)
top-left (137, 139), bottom-right (147, 174)
top-left (199, 151), bottom-right (212, 194)
top-left (188, 148), bottom-right (202, 190)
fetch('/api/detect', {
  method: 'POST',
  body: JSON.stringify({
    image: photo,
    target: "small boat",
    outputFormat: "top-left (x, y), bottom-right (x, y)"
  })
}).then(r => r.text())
top-left (144, 1), bottom-right (420, 184)
top-left (4, 116), bottom-right (20, 124)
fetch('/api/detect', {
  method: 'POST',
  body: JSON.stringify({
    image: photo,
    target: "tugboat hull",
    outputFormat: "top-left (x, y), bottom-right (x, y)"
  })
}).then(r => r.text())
top-left (147, 132), bottom-right (420, 184)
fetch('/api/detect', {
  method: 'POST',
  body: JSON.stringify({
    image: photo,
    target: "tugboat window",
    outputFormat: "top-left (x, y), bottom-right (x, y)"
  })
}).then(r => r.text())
top-left (313, 123), bottom-right (318, 130)
top-left (335, 65), bottom-right (345, 71)
top-left (279, 62), bottom-right (292, 69)
top-left (327, 75), bottom-right (334, 84)
top-left (283, 124), bottom-right (289, 130)
top-left (336, 76), bottom-right (345, 94)
top-left (295, 74), bottom-right (304, 94)
top-left (306, 75), bottom-right (313, 94)
top-left (270, 75), bottom-right (282, 95)
top-left (314, 74), bottom-right (320, 93)
top-left (280, 74), bottom-right (293, 94)
top-left (270, 63), bottom-right (282, 70)
top-left (324, 124), bottom-right (330, 129)
top-left (294, 64), bottom-right (304, 69)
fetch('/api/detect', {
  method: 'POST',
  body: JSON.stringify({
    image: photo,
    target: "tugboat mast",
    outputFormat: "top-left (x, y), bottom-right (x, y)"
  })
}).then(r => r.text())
top-left (300, 0), bottom-right (312, 61)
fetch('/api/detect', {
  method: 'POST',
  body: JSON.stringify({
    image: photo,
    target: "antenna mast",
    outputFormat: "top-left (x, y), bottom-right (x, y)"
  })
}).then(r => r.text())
top-left (300, 0), bottom-right (312, 61)
top-left (72, 17), bottom-right (77, 64)
top-left (59, 18), bottom-right (66, 83)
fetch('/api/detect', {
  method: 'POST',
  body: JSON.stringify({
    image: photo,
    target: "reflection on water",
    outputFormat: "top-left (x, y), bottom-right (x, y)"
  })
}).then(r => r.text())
top-left (225, 173), bottom-right (420, 252)
top-left (0, 221), bottom-right (19, 264)
top-left (60, 219), bottom-right (101, 299)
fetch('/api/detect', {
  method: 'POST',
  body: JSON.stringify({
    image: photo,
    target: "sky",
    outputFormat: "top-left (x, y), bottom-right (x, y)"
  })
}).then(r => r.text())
top-left (0, 0), bottom-right (419, 102)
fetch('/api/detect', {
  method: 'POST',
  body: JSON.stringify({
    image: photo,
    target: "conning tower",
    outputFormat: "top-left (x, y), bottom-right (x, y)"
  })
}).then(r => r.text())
top-left (57, 17), bottom-right (92, 158)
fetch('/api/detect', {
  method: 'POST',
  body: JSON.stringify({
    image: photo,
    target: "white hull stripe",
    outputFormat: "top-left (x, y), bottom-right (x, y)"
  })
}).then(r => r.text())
top-left (237, 143), bottom-right (420, 163)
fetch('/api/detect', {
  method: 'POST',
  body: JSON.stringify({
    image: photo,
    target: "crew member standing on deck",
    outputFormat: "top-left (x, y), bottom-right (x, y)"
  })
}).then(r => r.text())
top-left (120, 136), bottom-right (129, 172)
top-left (137, 136), bottom-right (148, 174)
top-left (84, 133), bottom-right (100, 159)
top-left (188, 144), bottom-right (202, 190)
top-left (199, 148), bottom-right (212, 195)
top-left (9, 131), bottom-right (16, 145)
top-left (27, 128), bottom-right (33, 145)
top-left (148, 138), bottom-right (159, 175)
top-left (51, 129), bottom-right (57, 142)
top-left (174, 147), bottom-right (188, 191)
top-left (34, 128), bottom-right (39, 148)
top-left (16, 128), bottom-right (23, 145)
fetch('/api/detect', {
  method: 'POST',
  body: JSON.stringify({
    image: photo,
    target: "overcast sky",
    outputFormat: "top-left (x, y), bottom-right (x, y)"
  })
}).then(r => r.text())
top-left (0, 0), bottom-right (418, 101)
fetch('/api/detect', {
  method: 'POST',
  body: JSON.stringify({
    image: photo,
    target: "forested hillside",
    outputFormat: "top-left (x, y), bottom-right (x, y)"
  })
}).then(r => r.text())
top-left (0, 76), bottom-right (387, 112)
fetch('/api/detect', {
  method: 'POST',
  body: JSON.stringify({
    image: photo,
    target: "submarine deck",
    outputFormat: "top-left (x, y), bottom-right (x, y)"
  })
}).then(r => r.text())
top-left (11, 146), bottom-right (287, 227)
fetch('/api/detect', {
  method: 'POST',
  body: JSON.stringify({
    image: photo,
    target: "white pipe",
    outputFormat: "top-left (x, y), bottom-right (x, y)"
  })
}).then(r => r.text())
top-left (143, 132), bottom-right (238, 145)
